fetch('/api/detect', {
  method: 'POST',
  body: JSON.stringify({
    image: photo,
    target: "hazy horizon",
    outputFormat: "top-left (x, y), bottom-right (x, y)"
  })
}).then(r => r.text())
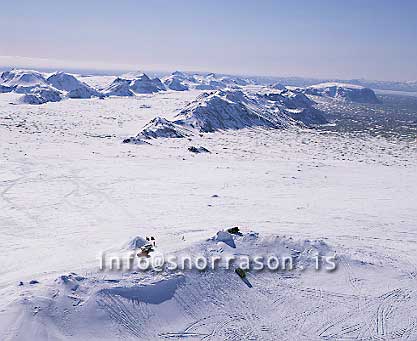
top-left (1, 0), bottom-right (417, 82)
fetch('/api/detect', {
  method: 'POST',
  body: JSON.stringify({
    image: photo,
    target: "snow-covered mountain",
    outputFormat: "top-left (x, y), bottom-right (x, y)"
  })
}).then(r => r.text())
top-left (46, 72), bottom-right (101, 98)
top-left (161, 71), bottom-right (252, 91)
top-left (174, 90), bottom-right (291, 132)
top-left (0, 69), bottom-right (104, 104)
top-left (1, 69), bottom-right (50, 95)
top-left (124, 89), bottom-right (327, 143)
top-left (193, 73), bottom-right (240, 90)
top-left (101, 73), bottom-right (166, 95)
top-left (303, 82), bottom-right (381, 104)
top-left (170, 70), bottom-right (197, 82)
top-left (129, 73), bottom-right (166, 94)
top-left (1, 69), bottom-right (48, 89)
top-left (263, 89), bottom-right (328, 126)
top-left (161, 71), bottom-right (199, 91)
top-left (102, 77), bottom-right (134, 97)
top-left (123, 117), bottom-right (193, 143)
top-left (163, 76), bottom-right (189, 91)
top-left (263, 88), bottom-right (315, 109)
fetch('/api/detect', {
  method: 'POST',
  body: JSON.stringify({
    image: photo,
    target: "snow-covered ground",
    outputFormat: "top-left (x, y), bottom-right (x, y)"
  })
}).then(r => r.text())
top-left (1, 83), bottom-right (417, 340)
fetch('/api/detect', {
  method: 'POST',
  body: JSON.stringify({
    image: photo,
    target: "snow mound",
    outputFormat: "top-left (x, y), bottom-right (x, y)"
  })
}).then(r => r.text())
top-left (20, 87), bottom-right (62, 105)
top-left (212, 230), bottom-right (236, 248)
top-left (56, 273), bottom-right (86, 291)
top-left (102, 77), bottom-right (134, 97)
top-left (129, 73), bottom-right (166, 94)
top-left (0, 232), bottom-right (341, 340)
top-left (305, 82), bottom-right (381, 104)
top-left (188, 146), bottom-right (211, 154)
top-left (127, 117), bottom-right (193, 142)
top-left (123, 236), bottom-right (148, 250)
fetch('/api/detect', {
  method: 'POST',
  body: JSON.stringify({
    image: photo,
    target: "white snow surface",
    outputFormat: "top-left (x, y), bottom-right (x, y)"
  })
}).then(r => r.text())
top-left (0, 82), bottom-right (416, 340)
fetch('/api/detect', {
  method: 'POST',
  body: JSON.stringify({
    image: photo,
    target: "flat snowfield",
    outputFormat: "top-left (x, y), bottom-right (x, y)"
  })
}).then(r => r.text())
top-left (1, 90), bottom-right (417, 340)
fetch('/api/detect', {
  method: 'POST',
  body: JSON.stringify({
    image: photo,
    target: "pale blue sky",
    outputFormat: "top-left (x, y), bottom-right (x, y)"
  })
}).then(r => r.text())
top-left (1, 0), bottom-right (416, 81)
